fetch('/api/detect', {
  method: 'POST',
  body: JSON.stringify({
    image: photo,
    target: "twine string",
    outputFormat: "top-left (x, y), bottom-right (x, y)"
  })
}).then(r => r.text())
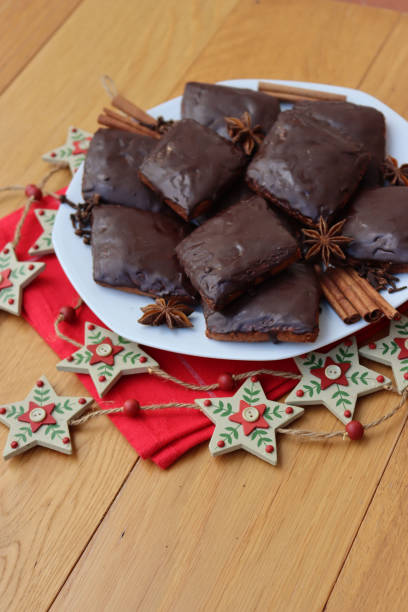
top-left (70, 389), bottom-right (408, 441)
top-left (101, 74), bottom-right (118, 99)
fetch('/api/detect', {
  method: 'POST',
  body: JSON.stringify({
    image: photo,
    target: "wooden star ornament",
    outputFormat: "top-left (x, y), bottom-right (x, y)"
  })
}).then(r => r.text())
top-left (28, 209), bottom-right (56, 256)
top-left (196, 377), bottom-right (304, 466)
top-left (42, 126), bottom-right (93, 175)
top-left (0, 243), bottom-right (45, 315)
top-left (286, 337), bottom-right (391, 424)
top-left (359, 314), bottom-right (408, 394)
top-left (57, 322), bottom-right (158, 396)
top-left (0, 376), bottom-right (92, 459)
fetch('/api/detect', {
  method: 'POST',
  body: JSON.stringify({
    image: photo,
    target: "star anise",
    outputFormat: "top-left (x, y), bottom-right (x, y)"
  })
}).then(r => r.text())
top-left (302, 217), bottom-right (353, 267)
top-left (382, 156), bottom-right (408, 186)
top-left (225, 111), bottom-right (264, 155)
top-left (138, 297), bottom-right (194, 329)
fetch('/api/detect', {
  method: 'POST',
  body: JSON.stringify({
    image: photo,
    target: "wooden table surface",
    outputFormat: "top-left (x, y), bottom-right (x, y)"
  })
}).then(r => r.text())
top-left (1, 1), bottom-right (408, 610)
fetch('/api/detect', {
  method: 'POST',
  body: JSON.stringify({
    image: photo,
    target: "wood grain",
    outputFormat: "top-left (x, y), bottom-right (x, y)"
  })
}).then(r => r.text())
top-left (52, 382), bottom-right (405, 611)
top-left (0, 0), bottom-right (83, 94)
top-left (0, 1), bottom-right (239, 609)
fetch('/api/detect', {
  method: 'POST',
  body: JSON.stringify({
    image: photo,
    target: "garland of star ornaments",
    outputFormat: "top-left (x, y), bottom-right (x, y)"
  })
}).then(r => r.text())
top-left (0, 169), bottom-right (408, 465)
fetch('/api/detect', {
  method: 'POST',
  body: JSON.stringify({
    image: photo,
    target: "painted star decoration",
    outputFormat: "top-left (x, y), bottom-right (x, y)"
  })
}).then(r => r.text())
top-left (0, 376), bottom-right (92, 459)
top-left (286, 336), bottom-right (391, 425)
top-left (28, 209), bottom-right (57, 257)
top-left (359, 314), bottom-right (408, 394)
top-left (196, 377), bottom-right (304, 466)
top-left (57, 322), bottom-right (158, 396)
top-left (42, 126), bottom-right (93, 175)
top-left (0, 243), bottom-right (45, 316)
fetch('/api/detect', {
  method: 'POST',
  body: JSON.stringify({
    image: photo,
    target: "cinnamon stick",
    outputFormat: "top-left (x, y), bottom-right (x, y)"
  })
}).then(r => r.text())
top-left (97, 113), bottom-right (160, 139)
top-left (258, 82), bottom-right (347, 102)
top-left (329, 268), bottom-right (382, 322)
top-left (317, 270), bottom-right (361, 325)
top-left (103, 108), bottom-right (160, 139)
top-left (111, 94), bottom-right (158, 126)
top-left (347, 267), bottom-right (400, 320)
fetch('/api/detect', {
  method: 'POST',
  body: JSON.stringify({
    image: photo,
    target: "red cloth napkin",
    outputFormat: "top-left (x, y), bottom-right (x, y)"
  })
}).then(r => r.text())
top-left (1, 195), bottom-right (406, 468)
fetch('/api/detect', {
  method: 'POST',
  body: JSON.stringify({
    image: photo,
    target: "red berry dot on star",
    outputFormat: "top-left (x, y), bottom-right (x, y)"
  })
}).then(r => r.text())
top-left (8, 298), bottom-right (14, 305)
top-left (33, 244), bottom-right (39, 250)
top-left (265, 445), bottom-right (274, 453)
top-left (204, 399), bottom-right (212, 407)
top-left (139, 356), bottom-right (147, 363)
top-left (217, 373), bottom-right (234, 391)
top-left (296, 389), bottom-right (304, 397)
top-left (72, 128), bottom-right (77, 132)
top-left (67, 355), bottom-right (74, 362)
top-left (62, 437), bottom-right (70, 445)
top-left (88, 324), bottom-right (95, 330)
top-left (36, 380), bottom-right (44, 388)
top-left (3, 248), bottom-right (9, 254)
top-left (376, 375), bottom-right (385, 383)
top-left (285, 407), bottom-right (294, 414)
top-left (344, 339), bottom-right (352, 347)
top-left (0, 407), bottom-right (6, 414)
top-left (395, 313), bottom-right (401, 321)
top-left (51, 152), bottom-right (57, 158)
top-left (11, 441), bottom-right (18, 449)
top-left (346, 420), bottom-right (364, 440)
top-left (123, 399), bottom-right (140, 417)
top-left (404, 373), bottom-right (408, 381)
top-left (98, 375), bottom-right (106, 382)
top-left (60, 305), bottom-right (76, 323)
top-left (344, 410), bottom-right (351, 418)
top-left (217, 440), bottom-right (225, 448)
top-left (369, 342), bottom-right (376, 350)
top-left (28, 264), bottom-right (34, 270)
top-left (78, 398), bottom-right (86, 404)
top-left (251, 375), bottom-right (258, 383)
top-left (25, 184), bottom-right (43, 201)
top-left (39, 210), bottom-right (45, 216)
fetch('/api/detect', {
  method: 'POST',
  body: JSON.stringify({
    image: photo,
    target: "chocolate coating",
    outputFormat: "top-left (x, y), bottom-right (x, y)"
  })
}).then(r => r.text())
top-left (343, 186), bottom-right (408, 264)
top-left (204, 263), bottom-right (320, 342)
top-left (181, 81), bottom-right (280, 140)
top-left (246, 110), bottom-right (370, 225)
top-left (176, 196), bottom-right (300, 310)
top-left (295, 100), bottom-right (385, 187)
top-left (92, 204), bottom-right (196, 300)
top-left (138, 119), bottom-right (247, 221)
top-left (82, 128), bottom-right (167, 213)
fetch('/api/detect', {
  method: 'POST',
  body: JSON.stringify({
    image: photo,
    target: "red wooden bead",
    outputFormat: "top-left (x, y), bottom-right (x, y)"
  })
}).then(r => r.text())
top-left (344, 410), bottom-right (351, 418)
top-left (265, 445), bottom-right (274, 453)
top-left (62, 437), bottom-right (70, 444)
top-left (217, 440), bottom-right (225, 448)
top-left (78, 398), bottom-right (87, 404)
top-left (11, 441), bottom-right (18, 449)
top-left (123, 399), bottom-right (140, 417)
top-left (285, 407), bottom-right (294, 414)
top-left (60, 306), bottom-right (76, 323)
top-left (296, 389), bottom-right (304, 397)
top-left (217, 373), bottom-right (234, 391)
top-left (369, 342), bottom-right (376, 350)
top-left (139, 356), bottom-right (147, 363)
top-left (346, 420), bottom-right (364, 440)
top-left (376, 375), bottom-right (384, 383)
top-left (25, 184), bottom-right (43, 201)
top-left (98, 375), bottom-right (106, 382)
top-left (204, 399), bottom-right (212, 407)
top-left (251, 375), bottom-right (258, 383)
top-left (36, 380), bottom-right (44, 388)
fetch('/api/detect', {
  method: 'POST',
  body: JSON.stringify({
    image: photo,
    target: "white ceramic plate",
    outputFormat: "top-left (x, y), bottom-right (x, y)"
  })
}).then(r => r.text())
top-left (53, 79), bottom-right (408, 361)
